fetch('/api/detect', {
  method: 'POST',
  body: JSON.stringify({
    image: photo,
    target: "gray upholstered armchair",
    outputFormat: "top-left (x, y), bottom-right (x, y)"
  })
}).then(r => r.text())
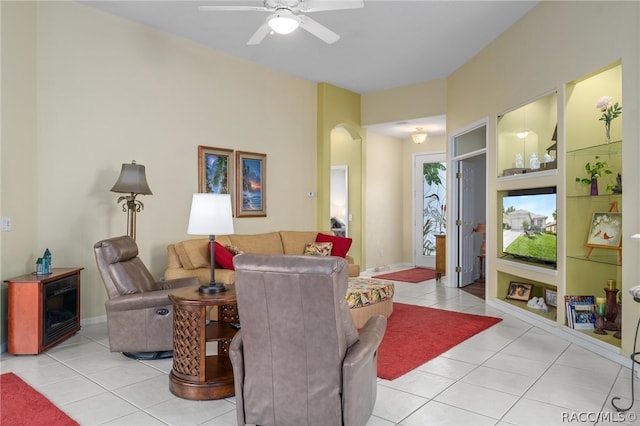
top-left (94, 236), bottom-right (199, 359)
top-left (230, 254), bottom-right (387, 426)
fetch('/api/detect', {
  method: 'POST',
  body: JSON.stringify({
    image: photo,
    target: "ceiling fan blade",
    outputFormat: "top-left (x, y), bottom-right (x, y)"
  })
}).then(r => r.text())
top-left (299, 15), bottom-right (339, 44)
top-left (247, 22), bottom-right (271, 45)
top-left (300, 0), bottom-right (364, 13)
top-left (198, 5), bottom-right (269, 12)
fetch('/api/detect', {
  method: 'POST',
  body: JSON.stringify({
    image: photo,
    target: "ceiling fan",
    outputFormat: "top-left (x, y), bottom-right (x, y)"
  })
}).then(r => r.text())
top-left (199, 0), bottom-right (364, 45)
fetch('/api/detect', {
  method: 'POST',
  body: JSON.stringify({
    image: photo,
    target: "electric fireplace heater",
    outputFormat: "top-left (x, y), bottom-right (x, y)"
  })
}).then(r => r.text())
top-left (43, 273), bottom-right (79, 346)
top-left (6, 268), bottom-right (83, 355)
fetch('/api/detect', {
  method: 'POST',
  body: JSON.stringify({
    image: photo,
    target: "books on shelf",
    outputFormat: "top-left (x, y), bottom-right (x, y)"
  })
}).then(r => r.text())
top-left (564, 295), bottom-right (596, 330)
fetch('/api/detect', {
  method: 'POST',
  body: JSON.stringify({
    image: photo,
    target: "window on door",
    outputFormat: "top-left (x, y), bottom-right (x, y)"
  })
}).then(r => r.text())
top-left (421, 162), bottom-right (447, 256)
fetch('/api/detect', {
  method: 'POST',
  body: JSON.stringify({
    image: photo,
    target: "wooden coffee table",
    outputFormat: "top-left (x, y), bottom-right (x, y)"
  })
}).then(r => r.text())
top-left (168, 285), bottom-right (238, 400)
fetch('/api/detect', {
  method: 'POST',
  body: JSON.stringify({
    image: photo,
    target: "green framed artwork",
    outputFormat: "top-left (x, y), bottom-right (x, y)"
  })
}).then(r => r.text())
top-left (198, 145), bottom-right (233, 196)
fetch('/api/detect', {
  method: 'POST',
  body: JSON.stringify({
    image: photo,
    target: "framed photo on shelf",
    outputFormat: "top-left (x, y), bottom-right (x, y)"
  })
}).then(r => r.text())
top-left (236, 151), bottom-right (266, 217)
top-left (198, 146), bottom-right (234, 195)
top-left (586, 212), bottom-right (622, 248)
top-left (506, 282), bottom-right (533, 301)
top-left (544, 288), bottom-right (557, 307)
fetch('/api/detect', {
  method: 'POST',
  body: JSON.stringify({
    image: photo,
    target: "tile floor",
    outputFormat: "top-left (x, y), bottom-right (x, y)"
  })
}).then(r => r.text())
top-left (2, 273), bottom-right (640, 425)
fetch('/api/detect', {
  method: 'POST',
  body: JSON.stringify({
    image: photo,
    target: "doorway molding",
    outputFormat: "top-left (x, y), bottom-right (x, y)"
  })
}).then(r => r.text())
top-left (448, 118), bottom-right (489, 288)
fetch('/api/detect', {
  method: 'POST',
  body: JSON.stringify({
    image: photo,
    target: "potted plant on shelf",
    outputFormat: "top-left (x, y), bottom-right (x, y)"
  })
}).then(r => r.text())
top-left (575, 156), bottom-right (613, 196)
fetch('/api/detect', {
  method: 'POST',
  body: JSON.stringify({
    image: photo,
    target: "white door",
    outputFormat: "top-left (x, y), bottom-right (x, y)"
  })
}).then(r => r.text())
top-left (414, 153), bottom-right (446, 268)
top-left (457, 160), bottom-right (476, 286)
top-left (449, 121), bottom-right (487, 288)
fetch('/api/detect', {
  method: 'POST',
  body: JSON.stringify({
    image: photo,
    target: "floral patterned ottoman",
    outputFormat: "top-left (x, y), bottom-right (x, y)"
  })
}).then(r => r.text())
top-left (346, 277), bottom-right (395, 328)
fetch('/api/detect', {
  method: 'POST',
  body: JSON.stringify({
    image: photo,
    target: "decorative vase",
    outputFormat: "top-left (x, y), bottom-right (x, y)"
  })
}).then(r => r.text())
top-left (604, 288), bottom-right (619, 331)
top-left (590, 178), bottom-right (598, 196)
top-left (605, 121), bottom-right (611, 143)
top-left (614, 302), bottom-right (622, 339)
top-left (594, 300), bottom-right (607, 335)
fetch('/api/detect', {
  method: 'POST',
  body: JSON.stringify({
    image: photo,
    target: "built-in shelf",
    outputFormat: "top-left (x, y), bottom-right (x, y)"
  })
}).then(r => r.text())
top-left (496, 92), bottom-right (558, 179)
top-left (502, 298), bottom-right (557, 322)
top-left (488, 62), bottom-right (631, 367)
top-left (496, 256), bottom-right (558, 277)
top-left (566, 140), bottom-right (621, 156)
top-left (568, 326), bottom-right (621, 348)
top-left (566, 254), bottom-right (621, 267)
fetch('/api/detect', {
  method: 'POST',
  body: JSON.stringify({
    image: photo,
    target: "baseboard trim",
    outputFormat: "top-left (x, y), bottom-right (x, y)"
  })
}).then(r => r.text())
top-left (81, 315), bottom-right (107, 326)
top-left (363, 263), bottom-right (412, 275)
top-left (487, 298), bottom-right (631, 368)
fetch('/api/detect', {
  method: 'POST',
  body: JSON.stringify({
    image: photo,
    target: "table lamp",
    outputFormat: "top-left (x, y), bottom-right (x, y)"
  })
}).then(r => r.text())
top-left (187, 193), bottom-right (234, 294)
top-left (474, 223), bottom-right (486, 255)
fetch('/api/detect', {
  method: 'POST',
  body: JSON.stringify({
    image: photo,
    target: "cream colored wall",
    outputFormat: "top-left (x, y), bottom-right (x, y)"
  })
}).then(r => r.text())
top-left (0, 2), bottom-right (39, 344)
top-left (364, 131), bottom-right (403, 270)
top-left (447, 1), bottom-right (639, 356)
top-left (361, 78), bottom-right (447, 126)
top-left (360, 127), bottom-right (447, 271)
top-left (2, 2), bottom-right (318, 324)
top-left (360, 79), bottom-right (448, 270)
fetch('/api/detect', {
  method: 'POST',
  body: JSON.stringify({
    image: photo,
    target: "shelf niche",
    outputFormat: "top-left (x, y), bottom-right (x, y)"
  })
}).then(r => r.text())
top-left (565, 62), bottom-right (623, 308)
top-left (497, 92), bottom-right (558, 178)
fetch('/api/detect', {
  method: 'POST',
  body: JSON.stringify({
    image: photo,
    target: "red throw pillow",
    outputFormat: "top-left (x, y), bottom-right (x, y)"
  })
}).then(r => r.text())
top-left (209, 241), bottom-right (235, 270)
top-left (315, 233), bottom-right (352, 258)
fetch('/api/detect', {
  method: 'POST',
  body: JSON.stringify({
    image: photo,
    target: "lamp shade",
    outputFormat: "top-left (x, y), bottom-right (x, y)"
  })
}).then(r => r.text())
top-left (111, 161), bottom-right (153, 195)
top-left (187, 193), bottom-right (234, 236)
top-left (474, 223), bottom-right (486, 233)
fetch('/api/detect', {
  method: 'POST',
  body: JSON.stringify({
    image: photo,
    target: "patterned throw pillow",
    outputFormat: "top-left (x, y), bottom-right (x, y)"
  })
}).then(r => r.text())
top-left (225, 245), bottom-right (244, 256)
top-left (303, 242), bottom-right (333, 256)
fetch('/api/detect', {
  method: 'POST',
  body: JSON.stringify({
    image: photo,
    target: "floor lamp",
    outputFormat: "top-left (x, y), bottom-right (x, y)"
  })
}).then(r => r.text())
top-left (187, 193), bottom-right (234, 294)
top-left (110, 161), bottom-right (153, 240)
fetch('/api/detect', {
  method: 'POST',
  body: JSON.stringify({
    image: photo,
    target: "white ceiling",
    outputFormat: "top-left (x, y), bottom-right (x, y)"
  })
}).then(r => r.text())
top-left (79, 0), bottom-right (538, 137)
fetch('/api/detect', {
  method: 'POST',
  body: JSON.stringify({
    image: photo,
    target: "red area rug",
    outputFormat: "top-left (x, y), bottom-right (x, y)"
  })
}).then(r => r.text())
top-left (0, 372), bottom-right (78, 426)
top-left (377, 303), bottom-right (502, 380)
top-left (372, 267), bottom-right (437, 283)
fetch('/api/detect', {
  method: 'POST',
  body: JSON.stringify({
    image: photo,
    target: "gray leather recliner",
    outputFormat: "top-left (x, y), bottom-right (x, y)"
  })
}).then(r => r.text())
top-left (230, 254), bottom-right (387, 426)
top-left (94, 235), bottom-right (199, 359)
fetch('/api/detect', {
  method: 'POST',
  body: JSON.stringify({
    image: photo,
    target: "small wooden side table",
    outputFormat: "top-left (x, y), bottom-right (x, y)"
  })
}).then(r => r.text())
top-left (169, 285), bottom-right (239, 400)
top-left (477, 255), bottom-right (485, 282)
top-left (435, 234), bottom-right (446, 280)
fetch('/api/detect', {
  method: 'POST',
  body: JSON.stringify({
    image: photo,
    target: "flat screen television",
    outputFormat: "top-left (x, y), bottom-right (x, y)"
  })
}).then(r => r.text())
top-left (502, 187), bottom-right (557, 268)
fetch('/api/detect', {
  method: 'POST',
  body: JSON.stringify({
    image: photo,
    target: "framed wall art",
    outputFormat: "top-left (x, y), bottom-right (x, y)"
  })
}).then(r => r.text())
top-left (585, 212), bottom-right (622, 248)
top-left (236, 151), bottom-right (266, 217)
top-left (544, 288), bottom-right (557, 307)
top-left (506, 282), bottom-right (533, 301)
top-left (198, 146), bottom-right (234, 195)
top-left (585, 209), bottom-right (622, 264)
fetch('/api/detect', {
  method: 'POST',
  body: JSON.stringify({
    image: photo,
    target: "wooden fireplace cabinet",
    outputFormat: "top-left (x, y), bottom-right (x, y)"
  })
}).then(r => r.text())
top-left (6, 267), bottom-right (83, 354)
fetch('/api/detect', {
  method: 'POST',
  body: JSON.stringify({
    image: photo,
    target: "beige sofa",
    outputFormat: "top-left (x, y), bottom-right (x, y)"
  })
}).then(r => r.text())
top-left (165, 231), bottom-right (360, 285)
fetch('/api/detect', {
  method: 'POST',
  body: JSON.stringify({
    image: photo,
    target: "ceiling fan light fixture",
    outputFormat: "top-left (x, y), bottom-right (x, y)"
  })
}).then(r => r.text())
top-left (268, 9), bottom-right (300, 34)
top-left (412, 127), bottom-right (427, 144)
